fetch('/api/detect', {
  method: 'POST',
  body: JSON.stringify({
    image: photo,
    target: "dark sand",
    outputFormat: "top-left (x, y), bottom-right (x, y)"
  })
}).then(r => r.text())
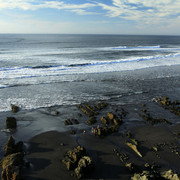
top-left (20, 123), bottom-right (180, 180)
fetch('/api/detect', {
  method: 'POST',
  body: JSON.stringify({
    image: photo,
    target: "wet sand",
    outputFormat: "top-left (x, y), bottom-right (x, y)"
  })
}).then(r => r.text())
top-left (21, 124), bottom-right (180, 180)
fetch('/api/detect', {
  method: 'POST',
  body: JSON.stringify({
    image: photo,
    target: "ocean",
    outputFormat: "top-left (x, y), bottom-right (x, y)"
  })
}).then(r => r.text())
top-left (0, 34), bottom-right (180, 112)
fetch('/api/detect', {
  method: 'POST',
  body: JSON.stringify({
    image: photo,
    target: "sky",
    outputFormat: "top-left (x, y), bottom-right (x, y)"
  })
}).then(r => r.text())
top-left (0, 0), bottom-right (180, 35)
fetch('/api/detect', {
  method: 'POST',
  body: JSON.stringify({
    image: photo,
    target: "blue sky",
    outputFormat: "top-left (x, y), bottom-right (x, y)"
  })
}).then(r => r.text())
top-left (0, 0), bottom-right (180, 35)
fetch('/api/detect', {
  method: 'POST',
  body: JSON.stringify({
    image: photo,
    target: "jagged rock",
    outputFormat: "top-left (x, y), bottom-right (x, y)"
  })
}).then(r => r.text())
top-left (87, 117), bottom-right (97, 125)
top-left (126, 142), bottom-right (142, 158)
top-left (101, 116), bottom-right (109, 125)
top-left (107, 112), bottom-right (115, 120)
top-left (6, 117), bottom-right (17, 129)
top-left (78, 105), bottom-right (94, 117)
top-left (1, 165), bottom-right (20, 180)
top-left (75, 156), bottom-right (93, 179)
top-left (11, 105), bottom-right (19, 113)
top-left (62, 157), bottom-right (76, 171)
top-left (1, 152), bottom-right (24, 172)
top-left (97, 125), bottom-right (118, 136)
top-left (84, 105), bottom-right (98, 115)
top-left (4, 136), bottom-right (23, 157)
top-left (161, 170), bottom-right (180, 180)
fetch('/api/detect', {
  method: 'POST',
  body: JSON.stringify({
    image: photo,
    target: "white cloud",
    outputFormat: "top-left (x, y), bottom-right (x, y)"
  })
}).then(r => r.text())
top-left (0, 0), bottom-right (96, 14)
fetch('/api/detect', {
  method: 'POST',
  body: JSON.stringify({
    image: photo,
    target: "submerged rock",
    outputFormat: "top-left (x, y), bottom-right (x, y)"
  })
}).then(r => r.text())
top-left (6, 117), bottom-right (17, 129)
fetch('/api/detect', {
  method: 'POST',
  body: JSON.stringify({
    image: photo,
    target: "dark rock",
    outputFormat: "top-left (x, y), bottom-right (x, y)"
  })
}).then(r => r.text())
top-left (75, 156), bottom-right (93, 179)
top-left (6, 117), bottom-right (17, 129)
top-left (107, 112), bottom-right (115, 120)
top-left (70, 130), bottom-right (76, 135)
top-left (11, 105), bottom-right (19, 113)
top-left (72, 119), bottom-right (79, 124)
top-left (87, 117), bottom-right (97, 125)
top-left (4, 136), bottom-right (15, 156)
top-left (64, 119), bottom-right (73, 125)
top-left (4, 136), bottom-right (24, 157)
top-left (1, 152), bottom-right (24, 180)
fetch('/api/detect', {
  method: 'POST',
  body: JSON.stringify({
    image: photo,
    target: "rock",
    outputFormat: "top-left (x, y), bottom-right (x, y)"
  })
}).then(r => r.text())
top-left (72, 119), bottom-right (79, 124)
top-left (125, 162), bottom-right (136, 172)
top-left (64, 119), bottom-right (73, 125)
top-left (75, 156), bottom-right (93, 179)
top-left (84, 105), bottom-right (98, 115)
top-left (126, 131), bottom-right (132, 138)
top-left (161, 169), bottom-right (180, 180)
top-left (4, 136), bottom-right (23, 157)
top-left (107, 112), bottom-right (115, 120)
top-left (1, 152), bottom-right (24, 172)
top-left (4, 136), bottom-right (15, 156)
top-left (1, 165), bottom-right (20, 180)
top-left (70, 130), bottom-right (76, 135)
top-left (87, 117), bottom-right (97, 125)
top-left (101, 116), bottom-right (109, 125)
top-left (113, 118), bottom-right (121, 126)
top-left (6, 117), bottom-right (17, 129)
top-left (11, 105), bottom-right (19, 113)
top-left (126, 142), bottom-right (142, 158)
top-left (131, 171), bottom-right (153, 180)
top-left (62, 157), bottom-right (76, 171)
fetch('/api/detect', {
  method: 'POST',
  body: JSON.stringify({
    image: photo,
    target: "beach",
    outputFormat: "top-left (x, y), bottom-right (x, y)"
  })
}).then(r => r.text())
top-left (1, 34), bottom-right (180, 179)
top-left (1, 65), bottom-right (180, 179)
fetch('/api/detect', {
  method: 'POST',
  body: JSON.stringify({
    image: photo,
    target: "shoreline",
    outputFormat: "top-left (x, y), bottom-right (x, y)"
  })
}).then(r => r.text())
top-left (1, 95), bottom-right (180, 179)
top-left (0, 64), bottom-right (180, 179)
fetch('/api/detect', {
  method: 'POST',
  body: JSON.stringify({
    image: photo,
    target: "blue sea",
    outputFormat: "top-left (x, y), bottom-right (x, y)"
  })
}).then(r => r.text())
top-left (0, 34), bottom-right (180, 112)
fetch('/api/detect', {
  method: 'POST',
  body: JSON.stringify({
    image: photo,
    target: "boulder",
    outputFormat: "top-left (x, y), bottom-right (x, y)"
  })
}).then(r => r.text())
top-left (11, 105), bottom-right (19, 113)
top-left (6, 117), bottom-right (17, 129)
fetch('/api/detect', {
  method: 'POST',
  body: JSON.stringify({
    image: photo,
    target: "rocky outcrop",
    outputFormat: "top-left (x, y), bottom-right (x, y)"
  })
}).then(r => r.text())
top-left (62, 146), bottom-right (94, 179)
top-left (1, 136), bottom-right (24, 180)
top-left (4, 136), bottom-right (23, 156)
top-left (74, 156), bottom-right (93, 179)
top-left (157, 97), bottom-right (180, 117)
top-left (6, 117), bottom-right (17, 129)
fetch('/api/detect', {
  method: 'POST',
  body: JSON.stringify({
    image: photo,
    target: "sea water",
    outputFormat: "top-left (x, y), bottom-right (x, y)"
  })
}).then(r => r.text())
top-left (0, 34), bottom-right (180, 112)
